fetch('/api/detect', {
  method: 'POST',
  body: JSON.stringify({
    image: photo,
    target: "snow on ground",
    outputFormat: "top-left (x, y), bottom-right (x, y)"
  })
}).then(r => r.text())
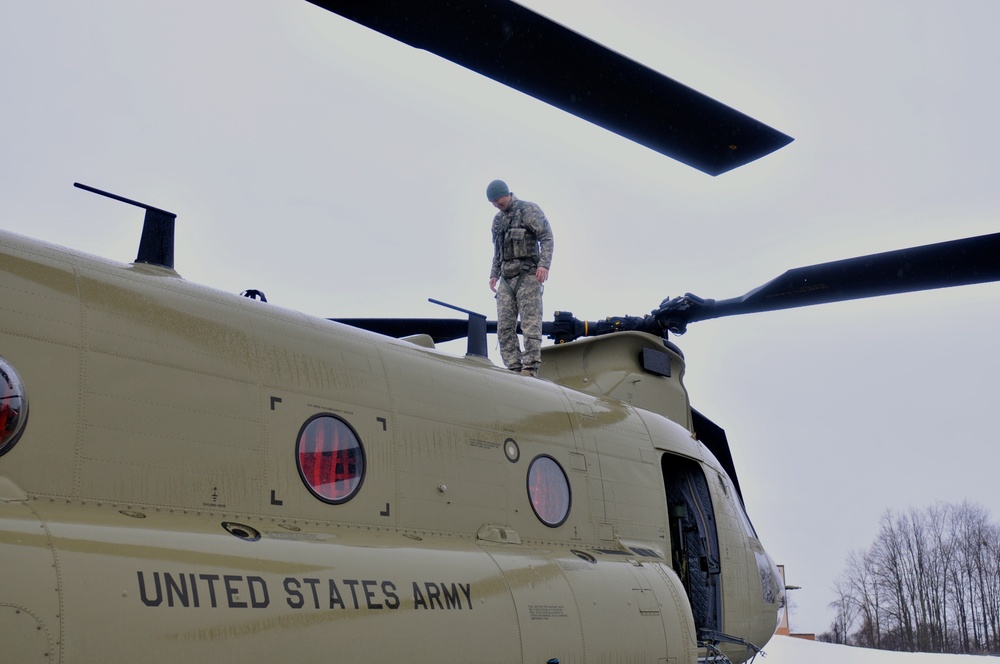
top-left (760, 636), bottom-right (997, 664)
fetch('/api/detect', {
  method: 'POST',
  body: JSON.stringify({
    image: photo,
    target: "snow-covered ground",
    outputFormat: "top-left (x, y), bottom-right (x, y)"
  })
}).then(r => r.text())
top-left (760, 636), bottom-right (996, 664)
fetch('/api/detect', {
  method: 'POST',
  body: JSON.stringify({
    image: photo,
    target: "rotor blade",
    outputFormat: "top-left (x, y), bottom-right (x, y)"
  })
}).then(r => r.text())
top-left (332, 318), bottom-right (498, 343)
top-left (332, 318), bottom-right (470, 343)
top-left (689, 231), bottom-right (1000, 323)
top-left (306, 0), bottom-right (793, 175)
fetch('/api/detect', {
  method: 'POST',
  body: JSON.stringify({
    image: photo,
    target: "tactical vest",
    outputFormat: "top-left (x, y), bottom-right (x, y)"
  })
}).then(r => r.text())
top-left (495, 204), bottom-right (540, 278)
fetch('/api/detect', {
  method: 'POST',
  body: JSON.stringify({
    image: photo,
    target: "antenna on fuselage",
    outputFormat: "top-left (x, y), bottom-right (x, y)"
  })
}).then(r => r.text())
top-left (74, 182), bottom-right (177, 269)
top-left (428, 298), bottom-right (488, 358)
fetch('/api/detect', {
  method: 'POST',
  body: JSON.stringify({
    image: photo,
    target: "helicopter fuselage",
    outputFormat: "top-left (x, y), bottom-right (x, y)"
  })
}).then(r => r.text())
top-left (0, 228), bottom-right (781, 662)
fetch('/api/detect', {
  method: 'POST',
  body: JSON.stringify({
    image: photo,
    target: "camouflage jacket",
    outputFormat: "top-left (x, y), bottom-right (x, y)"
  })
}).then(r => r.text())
top-left (490, 195), bottom-right (554, 280)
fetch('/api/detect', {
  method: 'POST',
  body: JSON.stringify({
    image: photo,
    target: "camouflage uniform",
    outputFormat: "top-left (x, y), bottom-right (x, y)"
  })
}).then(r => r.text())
top-left (490, 195), bottom-right (554, 374)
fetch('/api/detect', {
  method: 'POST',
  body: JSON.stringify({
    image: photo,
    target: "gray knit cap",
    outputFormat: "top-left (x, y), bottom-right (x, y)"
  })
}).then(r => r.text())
top-left (486, 179), bottom-right (510, 201)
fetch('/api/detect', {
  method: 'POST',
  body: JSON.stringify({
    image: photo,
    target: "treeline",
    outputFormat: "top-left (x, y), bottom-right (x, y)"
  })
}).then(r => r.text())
top-left (820, 501), bottom-right (999, 655)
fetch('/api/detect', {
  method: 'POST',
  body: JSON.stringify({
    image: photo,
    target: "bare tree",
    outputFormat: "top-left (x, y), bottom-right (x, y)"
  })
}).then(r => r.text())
top-left (826, 501), bottom-right (999, 655)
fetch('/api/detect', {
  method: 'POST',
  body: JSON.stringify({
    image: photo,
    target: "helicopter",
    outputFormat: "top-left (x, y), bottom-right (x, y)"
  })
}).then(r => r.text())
top-left (3, 197), bottom-right (998, 664)
top-left (3, 1), bottom-right (1000, 663)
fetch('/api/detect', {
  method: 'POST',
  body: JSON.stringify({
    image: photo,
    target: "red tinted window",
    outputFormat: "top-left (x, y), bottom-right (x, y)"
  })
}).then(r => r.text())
top-left (296, 414), bottom-right (365, 504)
top-left (527, 455), bottom-right (571, 527)
top-left (0, 357), bottom-right (27, 457)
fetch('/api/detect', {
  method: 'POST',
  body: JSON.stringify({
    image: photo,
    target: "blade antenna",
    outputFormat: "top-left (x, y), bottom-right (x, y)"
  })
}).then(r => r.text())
top-left (74, 182), bottom-right (177, 269)
top-left (429, 299), bottom-right (488, 357)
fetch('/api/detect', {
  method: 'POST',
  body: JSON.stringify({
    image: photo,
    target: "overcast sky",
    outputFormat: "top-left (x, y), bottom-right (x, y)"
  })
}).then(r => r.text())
top-left (3, 0), bottom-right (999, 635)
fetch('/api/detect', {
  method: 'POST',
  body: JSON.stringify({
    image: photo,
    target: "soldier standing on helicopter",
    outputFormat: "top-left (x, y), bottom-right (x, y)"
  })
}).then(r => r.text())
top-left (486, 179), bottom-right (554, 378)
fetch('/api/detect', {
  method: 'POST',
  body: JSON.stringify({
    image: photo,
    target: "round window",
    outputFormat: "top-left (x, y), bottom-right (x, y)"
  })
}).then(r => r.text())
top-left (0, 357), bottom-right (28, 457)
top-left (296, 414), bottom-right (366, 504)
top-left (527, 455), bottom-right (571, 527)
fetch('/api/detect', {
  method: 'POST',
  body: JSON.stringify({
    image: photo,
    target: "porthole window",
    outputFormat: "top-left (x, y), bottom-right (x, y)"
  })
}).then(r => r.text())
top-left (527, 455), bottom-right (571, 527)
top-left (296, 414), bottom-right (365, 504)
top-left (0, 357), bottom-right (28, 457)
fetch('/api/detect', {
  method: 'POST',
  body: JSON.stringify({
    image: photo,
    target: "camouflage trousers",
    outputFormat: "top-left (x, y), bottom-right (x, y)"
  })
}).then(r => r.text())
top-left (496, 273), bottom-right (543, 372)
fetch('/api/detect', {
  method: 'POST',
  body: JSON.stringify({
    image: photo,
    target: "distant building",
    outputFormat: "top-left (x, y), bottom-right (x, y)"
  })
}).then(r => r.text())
top-left (776, 565), bottom-right (815, 640)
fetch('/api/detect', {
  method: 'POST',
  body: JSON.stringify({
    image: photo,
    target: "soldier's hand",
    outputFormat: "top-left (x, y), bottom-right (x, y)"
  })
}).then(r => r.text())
top-left (489, 276), bottom-right (499, 293)
top-left (536, 267), bottom-right (549, 284)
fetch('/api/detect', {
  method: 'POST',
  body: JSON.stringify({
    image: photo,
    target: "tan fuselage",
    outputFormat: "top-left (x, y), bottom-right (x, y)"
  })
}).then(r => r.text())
top-left (0, 229), bottom-right (779, 662)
